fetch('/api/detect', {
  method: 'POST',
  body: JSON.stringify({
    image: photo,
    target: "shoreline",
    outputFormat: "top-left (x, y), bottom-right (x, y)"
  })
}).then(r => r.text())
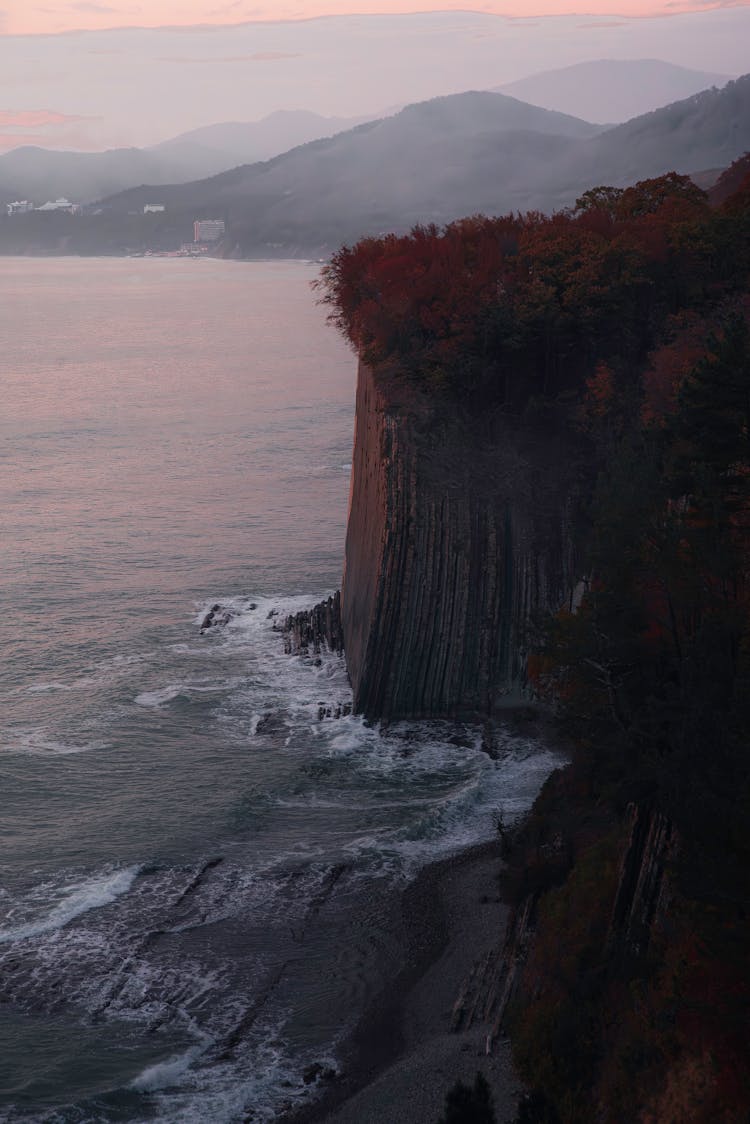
top-left (280, 838), bottom-right (522, 1124)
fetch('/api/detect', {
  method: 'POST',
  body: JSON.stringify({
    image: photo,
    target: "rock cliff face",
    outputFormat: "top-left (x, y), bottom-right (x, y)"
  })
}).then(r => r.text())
top-left (339, 362), bottom-right (579, 721)
top-left (491, 803), bottom-right (676, 1045)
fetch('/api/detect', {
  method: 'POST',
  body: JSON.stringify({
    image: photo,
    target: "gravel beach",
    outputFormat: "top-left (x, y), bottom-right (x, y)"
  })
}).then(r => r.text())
top-left (282, 839), bottom-right (523, 1124)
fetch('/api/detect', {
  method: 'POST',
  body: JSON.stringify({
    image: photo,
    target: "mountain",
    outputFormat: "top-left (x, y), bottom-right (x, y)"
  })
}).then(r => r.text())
top-left (574, 75), bottom-right (750, 186)
top-left (96, 91), bottom-right (603, 237)
top-left (149, 109), bottom-right (373, 171)
top-left (2, 78), bottom-right (748, 258)
top-left (0, 109), bottom-right (372, 205)
top-left (94, 80), bottom-right (749, 254)
top-left (496, 59), bottom-right (732, 125)
top-left (0, 146), bottom-right (185, 206)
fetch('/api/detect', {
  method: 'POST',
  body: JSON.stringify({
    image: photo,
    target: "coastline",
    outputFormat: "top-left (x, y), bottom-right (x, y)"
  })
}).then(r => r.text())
top-left (280, 838), bottom-right (522, 1124)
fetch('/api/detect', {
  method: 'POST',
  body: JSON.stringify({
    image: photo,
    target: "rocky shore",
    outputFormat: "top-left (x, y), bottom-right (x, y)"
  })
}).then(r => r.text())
top-left (279, 839), bottom-right (525, 1124)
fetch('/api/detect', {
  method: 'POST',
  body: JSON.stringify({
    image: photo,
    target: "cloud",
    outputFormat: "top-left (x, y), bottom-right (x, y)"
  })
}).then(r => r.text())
top-left (237, 50), bottom-right (300, 60)
top-left (159, 51), bottom-right (301, 63)
top-left (664, 0), bottom-right (748, 6)
top-left (208, 0), bottom-right (245, 14)
top-left (0, 131), bottom-right (55, 148)
top-left (0, 129), bottom-right (101, 152)
top-left (0, 109), bottom-right (96, 127)
top-left (70, 2), bottom-right (118, 11)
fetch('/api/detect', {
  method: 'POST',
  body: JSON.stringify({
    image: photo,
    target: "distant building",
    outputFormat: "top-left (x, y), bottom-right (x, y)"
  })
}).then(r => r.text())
top-left (143, 203), bottom-right (166, 214)
top-left (193, 219), bottom-right (225, 243)
top-left (36, 197), bottom-right (77, 213)
top-left (6, 200), bottom-right (34, 215)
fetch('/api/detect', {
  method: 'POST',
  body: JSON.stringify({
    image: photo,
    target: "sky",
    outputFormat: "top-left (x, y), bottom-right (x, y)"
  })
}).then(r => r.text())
top-left (1, 2), bottom-right (750, 35)
top-left (0, 4), bottom-right (748, 151)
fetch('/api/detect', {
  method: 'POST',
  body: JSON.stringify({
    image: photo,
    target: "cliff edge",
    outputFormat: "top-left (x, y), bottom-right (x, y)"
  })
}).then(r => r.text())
top-left (338, 362), bottom-right (579, 721)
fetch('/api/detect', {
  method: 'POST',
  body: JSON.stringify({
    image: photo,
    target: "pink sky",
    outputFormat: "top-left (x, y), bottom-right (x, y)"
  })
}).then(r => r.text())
top-left (3, 1), bottom-right (749, 36)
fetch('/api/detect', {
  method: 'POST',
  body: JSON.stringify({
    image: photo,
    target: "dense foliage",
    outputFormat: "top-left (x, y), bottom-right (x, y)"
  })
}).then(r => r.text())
top-left (511, 164), bottom-right (750, 1123)
top-left (317, 169), bottom-right (748, 410)
top-left (321, 159), bottom-right (750, 1123)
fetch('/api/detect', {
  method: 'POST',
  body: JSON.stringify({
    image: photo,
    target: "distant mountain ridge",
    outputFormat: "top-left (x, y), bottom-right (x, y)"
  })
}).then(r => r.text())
top-left (495, 59), bottom-right (732, 124)
top-left (0, 109), bottom-right (373, 205)
top-left (1, 77), bottom-right (748, 258)
top-left (0, 58), bottom-right (732, 207)
top-left (94, 78), bottom-right (750, 255)
top-left (148, 109), bottom-right (375, 174)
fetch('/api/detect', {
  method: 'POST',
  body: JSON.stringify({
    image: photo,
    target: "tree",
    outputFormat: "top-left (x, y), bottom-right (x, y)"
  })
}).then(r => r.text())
top-left (439, 1072), bottom-right (496, 1124)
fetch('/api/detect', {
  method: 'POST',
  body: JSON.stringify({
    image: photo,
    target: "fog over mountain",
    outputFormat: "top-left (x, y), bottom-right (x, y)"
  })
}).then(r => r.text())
top-left (496, 59), bottom-right (732, 125)
top-left (1, 77), bottom-right (747, 258)
top-left (0, 110), bottom-right (374, 205)
top-left (1, 8), bottom-right (749, 153)
top-left (100, 78), bottom-right (749, 253)
top-left (150, 109), bottom-right (376, 177)
top-left (98, 91), bottom-right (603, 226)
top-left (0, 53), bottom-right (738, 208)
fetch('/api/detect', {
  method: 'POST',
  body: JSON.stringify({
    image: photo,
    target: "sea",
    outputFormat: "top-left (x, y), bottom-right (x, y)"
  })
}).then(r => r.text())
top-left (0, 257), bottom-right (558, 1123)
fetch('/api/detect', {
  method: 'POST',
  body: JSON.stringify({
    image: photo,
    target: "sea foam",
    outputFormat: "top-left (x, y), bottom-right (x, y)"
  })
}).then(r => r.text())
top-left (0, 867), bottom-right (140, 943)
top-left (130, 1044), bottom-right (205, 1092)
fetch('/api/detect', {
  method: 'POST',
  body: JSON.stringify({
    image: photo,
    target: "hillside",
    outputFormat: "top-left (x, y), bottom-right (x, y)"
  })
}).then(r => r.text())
top-left (0, 109), bottom-right (370, 206)
top-left (94, 92), bottom-right (603, 249)
top-left (0, 145), bottom-right (194, 207)
top-left (1, 78), bottom-right (748, 258)
top-left (107, 78), bottom-right (749, 255)
top-left (149, 109), bottom-right (373, 173)
top-left (496, 58), bottom-right (731, 124)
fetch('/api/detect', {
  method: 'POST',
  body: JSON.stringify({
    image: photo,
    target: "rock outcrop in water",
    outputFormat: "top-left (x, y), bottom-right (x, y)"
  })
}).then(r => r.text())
top-left (290, 362), bottom-right (579, 721)
top-left (283, 592), bottom-right (344, 658)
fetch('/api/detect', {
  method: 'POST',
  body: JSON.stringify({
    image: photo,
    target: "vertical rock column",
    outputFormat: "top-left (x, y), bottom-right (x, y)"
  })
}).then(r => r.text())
top-left (340, 362), bottom-right (578, 722)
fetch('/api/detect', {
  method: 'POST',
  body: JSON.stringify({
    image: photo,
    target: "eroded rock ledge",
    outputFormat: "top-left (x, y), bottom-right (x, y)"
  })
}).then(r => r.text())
top-left (283, 592), bottom-right (344, 658)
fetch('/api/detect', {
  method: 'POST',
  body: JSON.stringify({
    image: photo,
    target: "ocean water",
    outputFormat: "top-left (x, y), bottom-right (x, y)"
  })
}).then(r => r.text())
top-left (0, 257), bottom-right (558, 1123)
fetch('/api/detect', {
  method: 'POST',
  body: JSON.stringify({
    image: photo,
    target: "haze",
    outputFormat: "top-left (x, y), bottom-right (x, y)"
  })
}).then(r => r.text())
top-left (0, 5), bottom-right (748, 152)
top-left (3, 3), bottom-right (749, 35)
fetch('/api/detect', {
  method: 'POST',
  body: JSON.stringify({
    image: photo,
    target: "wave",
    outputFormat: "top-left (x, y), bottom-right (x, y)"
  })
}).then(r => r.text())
top-left (135, 684), bottom-right (190, 707)
top-left (1, 728), bottom-right (109, 756)
top-left (130, 1043), bottom-right (206, 1092)
top-left (0, 867), bottom-right (140, 944)
top-left (0, 588), bottom-right (561, 1123)
top-left (24, 681), bottom-right (75, 693)
top-left (135, 677), bottom-right (244, 708)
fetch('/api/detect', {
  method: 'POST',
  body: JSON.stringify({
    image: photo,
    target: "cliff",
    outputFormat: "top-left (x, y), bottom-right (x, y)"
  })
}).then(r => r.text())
top-left (291, 175), bottom-right (750, 1122)
top-left (337, 362), bottom-right (579, 721)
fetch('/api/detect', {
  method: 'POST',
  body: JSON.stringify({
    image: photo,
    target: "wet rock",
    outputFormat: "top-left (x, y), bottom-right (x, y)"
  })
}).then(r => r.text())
top-left (255, 711), bottom-right (287, 736)
top-left (282, 591), bottom-right (345, 658)
top-left (480, 720), bottom-right (500, 760)
top-left (200, 603), bottom-right (233, 632)
top-left (317, 702), bottom-right (353, 720)
top-left (302, 1062), bottom-right (338, 1085)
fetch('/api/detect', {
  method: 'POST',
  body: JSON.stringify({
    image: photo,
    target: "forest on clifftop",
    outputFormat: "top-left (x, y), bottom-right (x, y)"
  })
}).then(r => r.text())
top-left (320, 156), bottom-right (750, 1122)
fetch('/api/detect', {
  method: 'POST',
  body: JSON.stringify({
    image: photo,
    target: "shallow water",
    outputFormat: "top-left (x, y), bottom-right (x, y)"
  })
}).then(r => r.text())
top-left (0, 257), bottom-right (557, 1122)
